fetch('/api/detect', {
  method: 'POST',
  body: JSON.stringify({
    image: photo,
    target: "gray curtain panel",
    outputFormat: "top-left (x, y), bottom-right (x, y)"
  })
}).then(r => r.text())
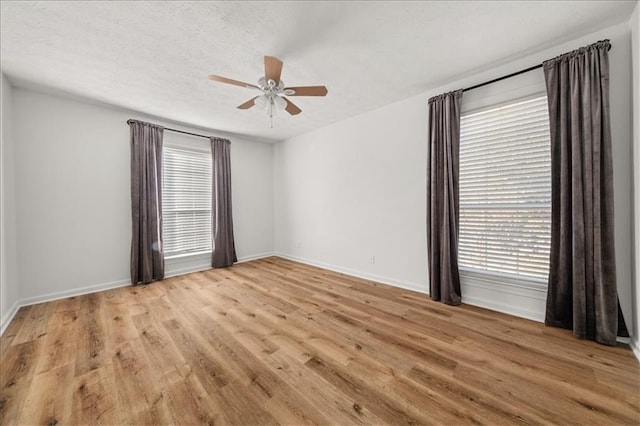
top-left (210, 137), bottom-right (237, 268)
top-left (427, 90), bottom-right (463, 305)
top-left (543, 40), bottom-right (626, 345)
top-left (130, 120), bottom-right (165, 284)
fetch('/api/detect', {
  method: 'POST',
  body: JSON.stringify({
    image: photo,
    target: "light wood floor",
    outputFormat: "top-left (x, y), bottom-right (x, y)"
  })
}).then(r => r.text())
top-left (1, 257), bottom-right (638, 425)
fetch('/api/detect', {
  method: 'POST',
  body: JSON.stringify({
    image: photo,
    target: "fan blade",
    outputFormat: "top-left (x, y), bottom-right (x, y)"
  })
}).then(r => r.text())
top-left (208, 75), bottom-right (258, 89)
top-left (237, 97), bottom-right (258, 109)
top-left (285, 86), bottom-right (328, 96)
top-left (264, 56), bottom-right (283, 84)
top-left (283, 97), bottom-right (302, 115)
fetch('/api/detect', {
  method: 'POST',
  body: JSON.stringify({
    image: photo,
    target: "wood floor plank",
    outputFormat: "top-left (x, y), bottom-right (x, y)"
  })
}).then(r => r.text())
top-left (16, 363), bottom-right (74, 426)
top-left (131, 316), bottom-right (186, 377)
top-left (305, 354), bottom-right (430, 425)
top-left (35, 309), bottom-right (79, 374)
top-left (162, 318), bottom-right (230, 392)
top-left (0, 340), bottom-right (42, 424)
top-left (1, 256), bottom-right (638, 425)
top-left (0, 306), bottom-right (32, 349)
top-left (405, 362), bottom-right (548, 425)
top-left (214, 380), bottom-right (280, 426)
top-left (265, 349), bottom-right (385, 425)
top-left (161, 367), bottom-right (228, 425)
top-left (11, 303), bottom-right (55, 346)
top-left (74, 293), bottom-right (110, 377)
top-left (111, 338), bottom-right (171, 425)
top-left (101, 292), bottom-right (139, 357)
top-left (210, 307), bottom-right (281, 357)
top-left (71, 365), bottom-right (122, 425)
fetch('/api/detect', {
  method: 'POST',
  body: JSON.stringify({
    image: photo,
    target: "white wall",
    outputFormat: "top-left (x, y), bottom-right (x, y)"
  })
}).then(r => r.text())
top-left (275, 93), bottom-right (429, 293)
top-left (274, 22), bottom-right (636, 329)
top-left (1, 73), bottom-right (19, 333)
top-left (11, 87), bottom-right (273, 304)
top-left (631, 1), bottom-right (640, 356)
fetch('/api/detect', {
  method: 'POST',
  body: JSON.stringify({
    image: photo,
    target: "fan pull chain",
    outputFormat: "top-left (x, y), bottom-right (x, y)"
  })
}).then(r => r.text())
top-left (270, 100), bottom-right (274, 128)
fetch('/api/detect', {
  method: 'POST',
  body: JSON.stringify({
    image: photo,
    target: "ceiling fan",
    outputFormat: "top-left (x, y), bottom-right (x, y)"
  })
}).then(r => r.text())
top-left (208, 56), bottom-right (328, 123)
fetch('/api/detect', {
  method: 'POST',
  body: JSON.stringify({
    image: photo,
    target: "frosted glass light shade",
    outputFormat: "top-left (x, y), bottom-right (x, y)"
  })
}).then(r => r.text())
top-left (273, 95), bottom-right (287, 111)
top-left (255, 95), bottom-right (269, 109)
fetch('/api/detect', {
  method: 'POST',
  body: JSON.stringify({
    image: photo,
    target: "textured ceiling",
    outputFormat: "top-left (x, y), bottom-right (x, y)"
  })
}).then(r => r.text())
top-left (0, 1), bottom-right (636, 142)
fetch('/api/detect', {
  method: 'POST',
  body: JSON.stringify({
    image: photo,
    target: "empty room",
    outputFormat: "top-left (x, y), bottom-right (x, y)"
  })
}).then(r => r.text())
top-left (1, 1), bottom-right (639, 424)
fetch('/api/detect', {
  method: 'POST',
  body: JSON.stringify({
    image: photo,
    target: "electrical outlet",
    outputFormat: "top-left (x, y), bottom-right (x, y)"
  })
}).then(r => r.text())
top-left (369, 255), bottom-right (376, 264)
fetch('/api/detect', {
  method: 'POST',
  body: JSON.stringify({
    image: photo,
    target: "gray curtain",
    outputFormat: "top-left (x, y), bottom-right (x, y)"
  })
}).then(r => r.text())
top-left (130, 120), bottom-right (164, 284)
top-left (427, 90), bottom-right (463, 305)
top-left (210, 137), bottom-right (237, 268)
top-left (543, 40), bottom-right (626, 345)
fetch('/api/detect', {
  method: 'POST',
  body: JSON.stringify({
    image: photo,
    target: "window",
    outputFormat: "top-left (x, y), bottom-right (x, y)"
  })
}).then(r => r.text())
top-left (162, 146), bottom-right (212, 257)
top-left (458, 95), bottom-right (551, 283)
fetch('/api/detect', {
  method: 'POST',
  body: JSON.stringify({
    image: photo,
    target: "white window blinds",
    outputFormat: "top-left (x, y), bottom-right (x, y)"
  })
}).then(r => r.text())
top-left (459, 95), bottom-right (551, 282)
top-left (162, 146), bottom-right (212, 257)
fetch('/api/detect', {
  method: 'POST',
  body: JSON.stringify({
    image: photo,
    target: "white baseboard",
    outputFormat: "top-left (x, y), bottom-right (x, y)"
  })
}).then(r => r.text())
top-left (0, 300), bottom-right (20, 337)
top-left (238, 252), bottom-right (276, 263)
top-left (630, 338), bottom-right (640, 362)
top-left (273, 252), bottom-right (429, 295)
top-left (20, 278), bottom-right (133, 307)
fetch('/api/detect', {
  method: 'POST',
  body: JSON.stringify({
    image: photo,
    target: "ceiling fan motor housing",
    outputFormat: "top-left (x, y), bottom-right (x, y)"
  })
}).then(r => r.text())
top-left (258, 77), bottom-right (285, 93)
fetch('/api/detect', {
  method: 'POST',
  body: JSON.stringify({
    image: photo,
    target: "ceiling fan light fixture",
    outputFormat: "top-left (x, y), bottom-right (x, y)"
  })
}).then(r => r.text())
top-left (255, 94), bottom-right (269, 109)
top-left (273, 95), bottom-right (287, 111)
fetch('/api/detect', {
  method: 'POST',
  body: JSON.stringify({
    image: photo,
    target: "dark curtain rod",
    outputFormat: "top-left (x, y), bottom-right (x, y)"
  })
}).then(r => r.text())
top-left (463, 40), bottom-right (611, 93)
top-left (463, 63), bottom-right (543, 93)
top-left (126, 119), bottom-right (213, 140)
